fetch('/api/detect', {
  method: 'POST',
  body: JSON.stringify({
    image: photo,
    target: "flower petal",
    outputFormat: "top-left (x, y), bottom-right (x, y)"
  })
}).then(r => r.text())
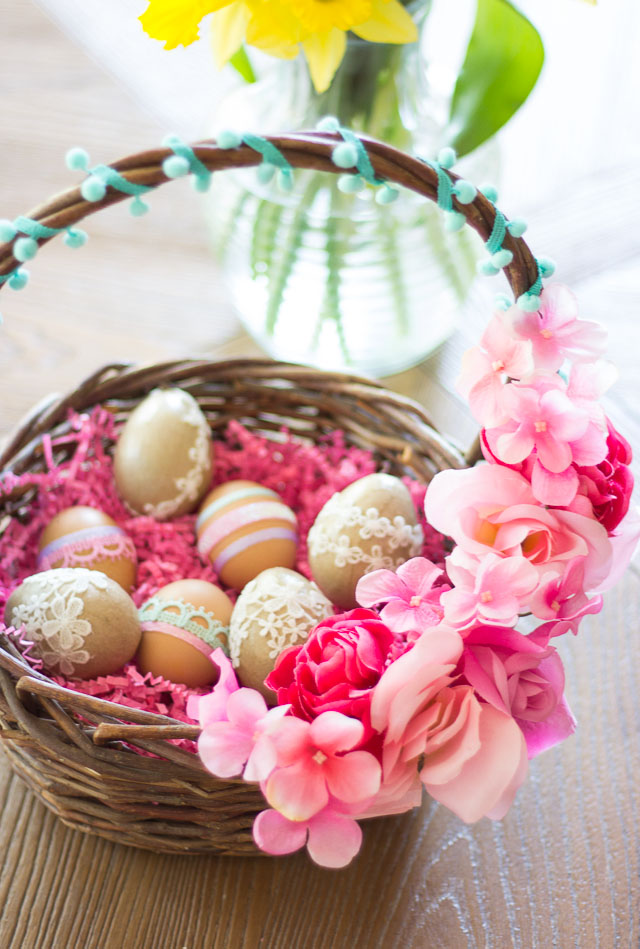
top-left (253, 808), bottom-right (308, 856)
top-left (309, 711), bottom-right (364, 754)
top-left (266, 761), bottom-right (328, 821)
top-left (324, 750), bottom-right (381, 803)
top-left (355, 568), bottom-right (405, 608)
top-left (306, 809), bottom-right (363, 868)
top-left (351, 0), bottom-right (418, 43)
top-left (302, 28), bottom-right (346, 93)
top-left (198, 721), bottom-right (253, 778)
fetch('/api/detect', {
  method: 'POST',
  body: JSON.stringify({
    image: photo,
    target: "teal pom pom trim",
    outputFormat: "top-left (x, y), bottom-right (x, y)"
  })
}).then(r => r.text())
top-left (495, 293), bottom-right (513, 311)
top-left (517, 292), bottom-right (542, 312)
top-left (8, 269), bottom-right (29, 290)
top-left (217, 130), bottom-right (242, 150)
top-left (256, 162), bottom-right (276, 185)
top-left (130, 196), bottom-right (150, 216)
top-left (13, 237), bottom-right (38, 262)
top-left (480, 184), bottom-right (499, 203)
top-left (338, 174), bottom-right (364, 194)
top-left (444, 210), bottom-right (466, 232)
top-left (491, 249), bottom-right (513, 269)
top-left (63, 228), bottom-right (88, 249)
top-left (453, 180), bottom-right (477, 205)
top-left (538, 256), bottom-right (556, 278)
top-left (0, 220), bottom-right (17, 242)
top-left (65, 147), bottom-right (90, 171)
top-left (507, 218), bottom-right (527, 238)
top-left (316, 116), bottom-right (340, 132)
top-left (478, 259), bottom-right (500, 277)
top-left (277, 169), bottom-right (294, 192)
top-left (332, 142), bottom-right (359, 169)
top-left (437, 147), bottom-right (457, 169)
top-left (162, 155), bottom-right (190, 179)
top-left (375, 184), bottom-right (399, 205)
top-left (81, 176), bottom-right (107, 202)
top-left (192, 174), bottom-right (211, 193)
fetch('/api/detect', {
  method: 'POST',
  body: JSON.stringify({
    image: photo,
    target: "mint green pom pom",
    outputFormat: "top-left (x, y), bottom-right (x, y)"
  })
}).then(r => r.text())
top-left (507, 218), bottom-right (527, 238)
top-left (332, 142), bottom-right (359, 169)
top-left (278, 169), bottom-right (294, 192)
top-left (338, 174), bottom-right (364, 194)
top-left (495, 293), bottom-right (513, 311)
top-left (65, 147), bottom-right (90, 171)
top-left (478, 258), bottom-right (500, 277)
top-left (538, 257), bottom-right (556, 278)
top-left (438, 147), bottom-right (456, 169)
top-left (317, 116), bottom-right (340, 132)
top-left (9, 269), bottom-right (28, 290)
top-left (453, 180), bottom-right (476, 204)
top-left (491, 249), bottom-right (513, 269)
top-left (163, 155), bottom-right (190, 178)
top-left (14, 237), bottom-right (37, 262)
top-left (217, 130), bottom-right (242, 149)
top-left (517, 292), bottom-right (541, 312)
top-left (444, 210), bottom-right (465, 232)
top-left (81, 176), bottom-right (106, 202)
top-left (130, 196), bottom-right (150, 216)
top-left (480, 184), bottom-right (498, 203)
top-left (64, 228), bottom-right (88, 248)
top-left (375, 185), bottom-right (399, 205)
top-left (257, 162), bottom-right (276, 184)
top-left (0, 220), bottom-right (17, 242)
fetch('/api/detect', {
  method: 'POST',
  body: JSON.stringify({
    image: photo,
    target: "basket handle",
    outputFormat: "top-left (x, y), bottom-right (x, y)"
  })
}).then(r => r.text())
top-left (0, 130), bottom-right (540, 301)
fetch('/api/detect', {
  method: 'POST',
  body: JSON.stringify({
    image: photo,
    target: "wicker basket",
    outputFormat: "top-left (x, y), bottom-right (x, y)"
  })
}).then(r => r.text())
top-left (0, 132), bottom-right (539, 855)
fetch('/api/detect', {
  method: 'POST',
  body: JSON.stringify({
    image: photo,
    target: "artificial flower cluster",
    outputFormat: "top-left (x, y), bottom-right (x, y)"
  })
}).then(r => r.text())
top-left (189, 285), bottom-right (638, 867)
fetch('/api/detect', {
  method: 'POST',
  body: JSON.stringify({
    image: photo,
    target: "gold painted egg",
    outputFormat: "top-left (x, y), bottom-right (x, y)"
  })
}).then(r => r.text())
top-left (196, 480), bottom-right (298, 591)
top-left (307, 473), bottom-right (424, 610)
top-left (114, 388), bottom-right (213, 520)
top-left (38, 506), bottom-right (137, 592)
top-left (229, 567), bottom-right (333, 700)
top-left (137, 578), bottom-right (233, 688)
top-left (4, 568), bottom-right (141, 679)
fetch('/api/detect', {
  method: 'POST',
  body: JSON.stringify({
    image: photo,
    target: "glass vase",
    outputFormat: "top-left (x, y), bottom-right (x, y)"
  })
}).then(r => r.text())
top-left (209, 10), bottom-right (495, 376)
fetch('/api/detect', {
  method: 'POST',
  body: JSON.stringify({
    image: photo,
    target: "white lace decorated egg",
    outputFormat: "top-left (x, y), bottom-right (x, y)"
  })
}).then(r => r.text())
top-left (114, 388), bottom-right (213, 520)
top-left (307, 473), bottom-right (424, 609)
top-left (4, 568), bottom-right (141, 679)
top-left (229, 567), bottom-right (333, 700)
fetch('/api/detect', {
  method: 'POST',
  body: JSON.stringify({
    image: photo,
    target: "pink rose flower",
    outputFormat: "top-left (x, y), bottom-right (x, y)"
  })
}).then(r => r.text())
top-left (263, 711), bottom-right (381, 821)
top-left (355, 557), bottom-right (446, 636)
top-left (266, 609), bottom-right (396, 740)
top-left (457, 624), bottom-right (576, 758)
top-left (507, 284), bottom-right (607, 371)
top-left (369, 625), bottom-right (528, 822)
top-left (442, 550), bottom-right (538, 628)
top-left (425, 464), bottom-right (613, 591)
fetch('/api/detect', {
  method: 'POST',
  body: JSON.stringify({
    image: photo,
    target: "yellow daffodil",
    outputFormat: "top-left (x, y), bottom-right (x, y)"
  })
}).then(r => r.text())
top-left (140, 0), bottom-right (418, 92)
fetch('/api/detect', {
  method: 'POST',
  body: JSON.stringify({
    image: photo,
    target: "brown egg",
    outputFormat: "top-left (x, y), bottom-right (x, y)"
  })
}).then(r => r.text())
top-left (37, 506), bottom-right (137, 592)
top-left (4, 568), bottom-right (141, 679)
top-left (307, 473), bottom-right (424, 609)
top-left (114, 388), bottom-right (213, 520)
top-left (137, 579), bottom-right (233, 688)
top-left (196, 480), bottom-right (298, 591)
top-left (229, 567), bottom-right (333, 701)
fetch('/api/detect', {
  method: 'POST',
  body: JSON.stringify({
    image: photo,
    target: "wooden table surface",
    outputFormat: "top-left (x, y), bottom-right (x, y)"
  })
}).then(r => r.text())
top-left (1, 3), bottom-right (639, 947)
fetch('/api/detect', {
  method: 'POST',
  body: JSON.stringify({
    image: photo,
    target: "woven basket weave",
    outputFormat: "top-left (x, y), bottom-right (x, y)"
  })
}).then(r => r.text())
top-left (0, 132), bottom-right (538, 854)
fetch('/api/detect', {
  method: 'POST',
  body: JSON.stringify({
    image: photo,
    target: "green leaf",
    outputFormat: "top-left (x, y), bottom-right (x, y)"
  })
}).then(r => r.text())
top-left (446, 0), bottom-right (544, 157)
top-left (229, 46), bottom-right (256, 84)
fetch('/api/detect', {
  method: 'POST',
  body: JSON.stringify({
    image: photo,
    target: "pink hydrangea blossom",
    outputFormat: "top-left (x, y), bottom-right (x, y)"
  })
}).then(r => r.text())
top-left (441, 550), bottom-right (538, 628)
top-left (530, 557), bottom-right (603, 622)
top-left (253, 804), bottom-right (364, 868)
top-left (457, 313), bottom-right (534, 426)
top-left (186, 648), bottom-right (239, 727)
top-left (355, 557), bottom-right (446, 635)
top-left (425, 464), bottom-right (614, 591)
top-left (457, 624), bottom-right (576, 758)
top-left (507, 284), bottom-right (607, 371)
top-left (263, 711), bottom-right (381, 822)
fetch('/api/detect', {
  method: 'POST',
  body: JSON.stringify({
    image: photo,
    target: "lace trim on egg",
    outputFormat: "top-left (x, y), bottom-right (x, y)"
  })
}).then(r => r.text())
top-left (37, 526), bottom-right (136, 571)
top-left (307, 496), bottom-right (424, 570)
top-left (229, 572), bottom-right (332, 667)
top-left (142, 395), bottom-right (211, 519)
top-left (6, 569), bottom-right (110, 675)
top-left (138, 596), bottom-right (229, 652)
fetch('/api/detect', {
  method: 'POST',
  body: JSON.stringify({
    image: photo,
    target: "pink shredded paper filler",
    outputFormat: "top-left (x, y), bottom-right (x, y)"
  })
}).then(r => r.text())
top-left (0, 408), bottom-right (446, 749)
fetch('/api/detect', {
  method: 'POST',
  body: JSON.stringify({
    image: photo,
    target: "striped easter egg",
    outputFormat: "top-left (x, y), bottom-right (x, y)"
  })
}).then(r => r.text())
top-left (196, 480), bottom-right (298, 590)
